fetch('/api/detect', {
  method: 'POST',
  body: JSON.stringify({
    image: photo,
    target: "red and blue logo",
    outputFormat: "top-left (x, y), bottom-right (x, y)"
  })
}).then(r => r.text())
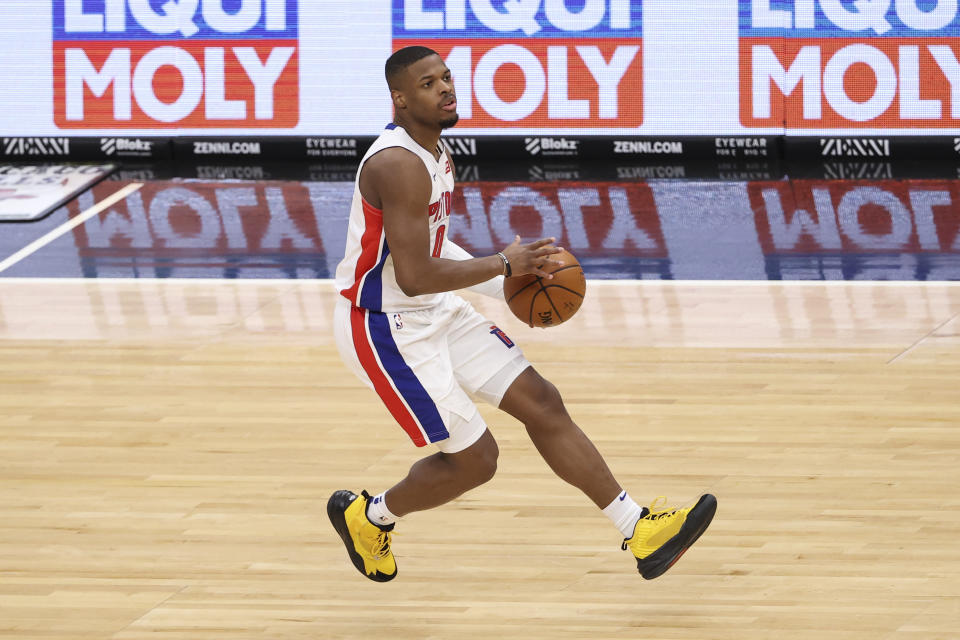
top-left (53, 0), bottom-right (299, 129)
top-left (489, 325), bottom-right (515, 347)
top-left (394, 0), bottom-right (643, 128)
top-left (740, 0), bottom-right (960, 129)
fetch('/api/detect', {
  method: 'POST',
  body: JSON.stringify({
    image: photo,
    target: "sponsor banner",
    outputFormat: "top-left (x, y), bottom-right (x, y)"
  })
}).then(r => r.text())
top-left (797, 135), bottom-right (958, 158)
top-left (172, 133), bottom-right (786, 176)
top-left (749, 178), bottom-right (960, 278)
top-left (394, 0), bottom-right (643, 129)
top-left (0, 163), bottom-right (113, 221)
top-left (0, 136), bottom-right (172, 160)
top-left (712, 136), bottom-right (776, 159)
top-left (305, 137), bottom-right (363, 159)
top-left (441, 135), bottom-right (481, 157)
top-left (607, 135), bottom-right (780, 161)
top-left (53, 0), bottom-right (299, 129)
top-left (522, 135), bottom-right (583, 157)
top-left (97, 136), bottom-right (171, 159)
top-left (6, 2), bottom-right (960, 138)
top-left (2, 137), bottom-right (74, 158)
top-left (174, 136), bottom-right (374, 161)
top-left (784, 135), bottom-right (960, 177)
top-left (740, 0), bottom-right (960, 129)
top-left (613, 139), bottom-right (685, 155)
top-left (0, 133), bottom-right (781, 175)
top-left (441, 134), bottom-right (783, 162)
top-left (170, 134), bottom-right (785, 166)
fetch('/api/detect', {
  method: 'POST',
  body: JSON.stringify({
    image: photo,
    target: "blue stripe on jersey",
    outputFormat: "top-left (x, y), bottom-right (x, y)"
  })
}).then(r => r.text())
top-left (366, 312), bottom-right (450, 443)
top-left (358, 242), bottom-right (391, 311)
top-left (385, 123), bottom-right (397, 130)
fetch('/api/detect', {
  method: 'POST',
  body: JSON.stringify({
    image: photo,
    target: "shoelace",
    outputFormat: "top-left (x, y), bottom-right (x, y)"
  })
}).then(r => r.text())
top-left (370, 530), bottom-right (394, 559)
top-left (646, 496), bottom-right (678, 520)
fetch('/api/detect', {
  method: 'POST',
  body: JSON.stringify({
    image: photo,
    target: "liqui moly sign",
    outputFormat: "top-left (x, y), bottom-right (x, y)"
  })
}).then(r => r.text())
top-left (393, 0), bottom-right (643, 128)
top-left (53, 0), bottom-right (299, 128)
top-left (741, 0), bottom-right (960, 129)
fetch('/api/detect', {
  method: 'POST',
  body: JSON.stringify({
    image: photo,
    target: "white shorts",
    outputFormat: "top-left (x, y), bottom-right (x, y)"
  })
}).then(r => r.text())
top-left (334, 294), bottom-right (530, 453)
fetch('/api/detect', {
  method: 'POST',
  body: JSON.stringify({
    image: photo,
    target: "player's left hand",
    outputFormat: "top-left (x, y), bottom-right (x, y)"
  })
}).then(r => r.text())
top-left (501, 235), bottom-right (564, 278)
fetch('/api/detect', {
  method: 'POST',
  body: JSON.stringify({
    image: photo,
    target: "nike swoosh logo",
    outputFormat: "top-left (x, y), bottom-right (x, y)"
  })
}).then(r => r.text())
top-left (618, 491), bottom-right (627, 501)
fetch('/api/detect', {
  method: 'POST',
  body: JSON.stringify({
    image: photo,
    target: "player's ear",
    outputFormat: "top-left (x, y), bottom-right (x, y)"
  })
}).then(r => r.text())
top-left (391, 89), bottom-right (406, 110)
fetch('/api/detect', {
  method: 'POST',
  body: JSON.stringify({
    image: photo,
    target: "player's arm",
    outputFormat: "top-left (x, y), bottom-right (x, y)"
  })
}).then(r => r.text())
top-left (361, 148), bottom-right (561, 297)
top-left (442, 240), bottom-right (504, 299)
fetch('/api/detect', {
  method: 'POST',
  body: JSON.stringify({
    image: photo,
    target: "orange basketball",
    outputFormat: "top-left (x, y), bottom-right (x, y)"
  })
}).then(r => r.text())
top-left (503, 248), bottom-right (586, 328)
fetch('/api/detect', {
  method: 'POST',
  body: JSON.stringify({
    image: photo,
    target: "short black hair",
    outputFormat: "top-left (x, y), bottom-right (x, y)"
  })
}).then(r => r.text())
top-left (385, 46), bottom-right (439, 89)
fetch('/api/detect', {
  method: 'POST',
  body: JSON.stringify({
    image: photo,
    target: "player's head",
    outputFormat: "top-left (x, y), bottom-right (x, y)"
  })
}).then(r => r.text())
top-left (386, 46), bottom-right (458, 130)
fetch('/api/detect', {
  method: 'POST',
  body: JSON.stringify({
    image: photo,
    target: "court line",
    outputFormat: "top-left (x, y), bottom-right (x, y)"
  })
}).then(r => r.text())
top-left (0, 183), bottom-right (144, 275)
top-left (887, 312), bottom-right (959, 365)
top-left (0, 277), bottom-right (959, 286)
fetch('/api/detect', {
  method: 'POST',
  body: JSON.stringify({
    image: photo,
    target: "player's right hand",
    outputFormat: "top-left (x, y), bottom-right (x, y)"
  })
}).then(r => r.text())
top-left (501, 236), bottom-right (564, 279)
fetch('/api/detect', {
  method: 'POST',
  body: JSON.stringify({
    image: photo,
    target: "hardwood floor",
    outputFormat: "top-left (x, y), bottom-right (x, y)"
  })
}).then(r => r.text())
top-left (1, 279), bottom-right (958, 639)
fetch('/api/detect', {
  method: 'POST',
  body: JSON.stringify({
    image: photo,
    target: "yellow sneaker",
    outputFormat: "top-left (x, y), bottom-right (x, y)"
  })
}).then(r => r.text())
top-left (327, 489), bottom-right (397, 582)
top-left (622, 494), bottom-right (717, 579)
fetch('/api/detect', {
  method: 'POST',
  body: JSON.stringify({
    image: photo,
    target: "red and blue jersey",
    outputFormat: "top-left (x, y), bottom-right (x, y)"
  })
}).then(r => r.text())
top-left (335, 124), bottom-right (456, 312)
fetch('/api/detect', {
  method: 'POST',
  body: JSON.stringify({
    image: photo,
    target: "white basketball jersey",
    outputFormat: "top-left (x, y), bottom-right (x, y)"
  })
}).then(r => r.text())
top-left (335, 124), bottom-right (456, 312)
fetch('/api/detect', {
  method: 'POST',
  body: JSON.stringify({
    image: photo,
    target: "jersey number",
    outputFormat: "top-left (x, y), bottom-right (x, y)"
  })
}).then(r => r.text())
top-left (431, 224), bottom-right (446, 258)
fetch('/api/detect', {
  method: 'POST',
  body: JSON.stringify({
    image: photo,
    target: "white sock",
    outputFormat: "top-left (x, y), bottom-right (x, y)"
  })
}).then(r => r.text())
top-left (602, 490), bottom-right (645, 538)
top-left (365, 491), bottom-right (397, 527)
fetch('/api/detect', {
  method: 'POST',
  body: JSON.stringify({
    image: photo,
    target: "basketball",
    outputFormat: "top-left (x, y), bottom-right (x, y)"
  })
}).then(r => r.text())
top-left (503, 248), bottom-right (586, 328)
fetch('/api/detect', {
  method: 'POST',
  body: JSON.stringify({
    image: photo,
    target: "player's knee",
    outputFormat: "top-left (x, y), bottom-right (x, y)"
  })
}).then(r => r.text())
top-left (448, 430), bottom-right (498, 488)
top-left (465, 435), bottom-right (498, 486)
top-left (473, 436), bottom-right (499, 485)
top-left (529, 376), bottom-right (566, 420)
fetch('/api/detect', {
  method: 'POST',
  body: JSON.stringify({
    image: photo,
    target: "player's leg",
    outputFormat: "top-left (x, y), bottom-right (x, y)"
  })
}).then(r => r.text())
top-left (441, 299), bottom-right (620, 504)
top-left (326, 426), bottom-right (496, 582)
top-left (498, 366), bottom-right (620, 506)
top-left (379, 427), bottom-right (498, 516)
top-left (497, 365), bottom-right (716, 579)
top-left (329, 297), bottom-right (501, 581)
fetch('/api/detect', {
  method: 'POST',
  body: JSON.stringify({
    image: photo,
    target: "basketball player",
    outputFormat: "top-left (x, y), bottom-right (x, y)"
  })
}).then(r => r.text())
top-left (329, 46), bottom-right (716, 582)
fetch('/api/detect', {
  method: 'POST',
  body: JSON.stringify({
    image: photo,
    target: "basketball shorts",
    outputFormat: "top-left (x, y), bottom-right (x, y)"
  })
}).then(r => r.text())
top-left (333, 294), bottom-right (530, 453)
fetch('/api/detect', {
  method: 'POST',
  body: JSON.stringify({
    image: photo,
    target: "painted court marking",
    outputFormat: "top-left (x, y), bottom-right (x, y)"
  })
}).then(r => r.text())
top-left (887, 311), bottom-right (960, 364)
top-left (0, 182), bottom-right (143, 275)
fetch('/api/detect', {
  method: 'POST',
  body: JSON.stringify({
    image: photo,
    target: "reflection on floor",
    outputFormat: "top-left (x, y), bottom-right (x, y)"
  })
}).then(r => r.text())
top-left (1, 177), bottom-right (960, 280)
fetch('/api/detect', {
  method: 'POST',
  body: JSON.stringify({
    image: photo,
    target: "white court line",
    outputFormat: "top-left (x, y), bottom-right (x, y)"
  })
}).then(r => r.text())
top-left (888, 312), bottom-right (960, 364)
top-left (0, 183), bottom-right (144, 275)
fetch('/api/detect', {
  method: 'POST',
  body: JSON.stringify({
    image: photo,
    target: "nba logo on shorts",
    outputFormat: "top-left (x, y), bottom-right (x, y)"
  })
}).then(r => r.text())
top-left (52, 0), bottom-right (300, 128)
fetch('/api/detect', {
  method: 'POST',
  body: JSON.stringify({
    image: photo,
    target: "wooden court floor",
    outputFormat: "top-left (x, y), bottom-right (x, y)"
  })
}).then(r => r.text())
top-left (1, 279), bottom-right (958, 640)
